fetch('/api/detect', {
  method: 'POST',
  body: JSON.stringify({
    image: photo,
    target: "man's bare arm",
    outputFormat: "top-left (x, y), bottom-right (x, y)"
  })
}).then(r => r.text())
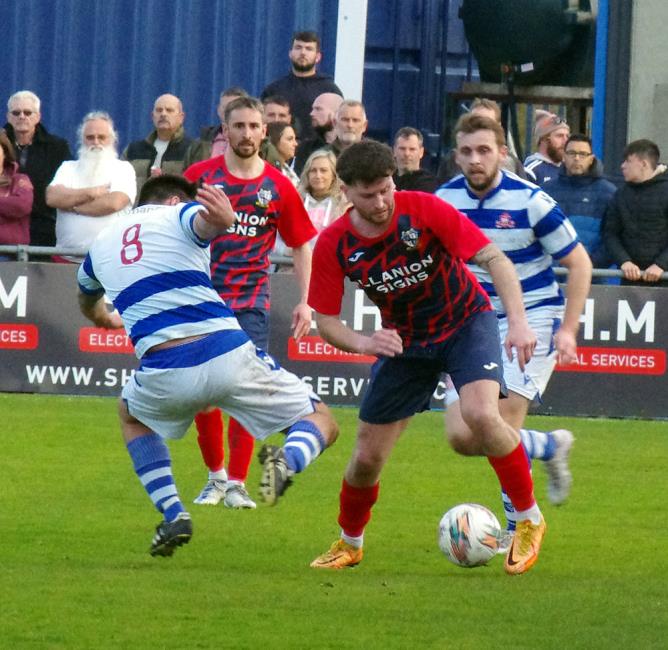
top-left (46, 184), bottom-right (110, 210)
top-left (316, 313), bottom-right (403, 358)
top-left (554, 243), bottom-right (592, 364)
top-left (71, 191), bottom-right (132, 216)
top-left (471, 243), bottom-right (536, 369)
top-left (290, 243), bottom-right (313, 340)
top-left (192, 184), bottom-right (237, 240)
top-left (78, 292), bottom-right (123, 329)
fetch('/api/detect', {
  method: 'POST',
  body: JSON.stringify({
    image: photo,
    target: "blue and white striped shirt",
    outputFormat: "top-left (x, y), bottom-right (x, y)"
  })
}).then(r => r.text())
top-left (436, 171), bottom-right (578, 316)
top-left (77, 202), bottom-right (242, 358)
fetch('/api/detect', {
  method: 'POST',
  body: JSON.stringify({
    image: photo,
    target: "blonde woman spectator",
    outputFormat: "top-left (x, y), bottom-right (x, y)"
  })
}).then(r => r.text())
top-left (298, 149), bottom-right (349, 236)
top-left (273, 149), bottom-right (348, 266)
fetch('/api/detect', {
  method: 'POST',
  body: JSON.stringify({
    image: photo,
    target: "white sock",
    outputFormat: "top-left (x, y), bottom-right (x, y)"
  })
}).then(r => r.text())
top-left (341, 531), bottom-right (364, 548)
top-left (514, 504), bottom-right (542, 525)
top-left (209, 468), bottom-right (228, 481)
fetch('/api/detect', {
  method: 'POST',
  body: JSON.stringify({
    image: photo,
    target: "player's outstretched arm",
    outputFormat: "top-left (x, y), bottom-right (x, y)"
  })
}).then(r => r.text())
top-left (554, 242), bottom-right (592, 365)
top-left (472, 243), bottom-right (536, 370)
top-left (78, 292), bottom-right (124, 330)
top-left (316, 313), bottom-right (403, 357)
top-left (192, 184), bottom-right (237, 240)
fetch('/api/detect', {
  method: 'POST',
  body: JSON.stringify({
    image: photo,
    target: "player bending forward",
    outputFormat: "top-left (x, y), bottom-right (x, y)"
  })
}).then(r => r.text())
top-left (77, 175), bottom-right (338, 557)
top-left (436, 114), bottom-right (591, 547)
top-left (308, 140), bottom-right (545, 575)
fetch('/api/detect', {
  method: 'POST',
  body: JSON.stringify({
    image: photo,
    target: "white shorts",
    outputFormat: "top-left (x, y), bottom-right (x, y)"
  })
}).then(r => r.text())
top-left (444, 306), bottom-right (563, 405)
top-left (122, 331), bottom-right (318, 440)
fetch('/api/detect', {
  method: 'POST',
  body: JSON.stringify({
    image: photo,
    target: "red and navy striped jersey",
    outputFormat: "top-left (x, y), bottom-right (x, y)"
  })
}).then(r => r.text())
top-left (184, 156), bottom-right (316, 310)
top-left (309, 191), bottom-right (492, 347)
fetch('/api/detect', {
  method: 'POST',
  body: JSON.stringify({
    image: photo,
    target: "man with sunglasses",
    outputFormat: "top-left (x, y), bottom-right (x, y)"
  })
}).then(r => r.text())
top-left (524, 110), bottom-right (570, 186)
top-left (543, 134), bottom-right (617, 269)
top-left (4, 91), bottom-right (72, 247)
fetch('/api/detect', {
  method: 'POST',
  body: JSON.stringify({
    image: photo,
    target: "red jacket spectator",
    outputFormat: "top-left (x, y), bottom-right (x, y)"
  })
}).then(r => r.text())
top-left (0, 129), bottom-right (34, 245)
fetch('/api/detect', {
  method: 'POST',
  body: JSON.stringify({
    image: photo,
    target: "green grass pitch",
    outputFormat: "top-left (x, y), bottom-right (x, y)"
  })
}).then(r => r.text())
top-left (1, 393), bottom-right (666, 648)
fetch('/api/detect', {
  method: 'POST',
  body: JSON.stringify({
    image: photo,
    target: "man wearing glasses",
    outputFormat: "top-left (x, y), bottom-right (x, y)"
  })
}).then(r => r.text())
top-left (543, 134), bottom-right (617, 269)
top-left (524, 110), bottom-right (570, 186)
top-left (4, 91), bottom-right (71, 247)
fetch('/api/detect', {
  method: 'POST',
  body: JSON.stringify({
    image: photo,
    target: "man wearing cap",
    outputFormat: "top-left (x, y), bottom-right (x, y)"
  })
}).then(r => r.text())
top-left (524, 110), bottom-right (570, 186)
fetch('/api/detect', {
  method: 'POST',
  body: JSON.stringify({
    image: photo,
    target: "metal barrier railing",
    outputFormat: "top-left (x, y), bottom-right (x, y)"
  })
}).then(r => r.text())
top-left (2, 243), bottom-right (668, 281)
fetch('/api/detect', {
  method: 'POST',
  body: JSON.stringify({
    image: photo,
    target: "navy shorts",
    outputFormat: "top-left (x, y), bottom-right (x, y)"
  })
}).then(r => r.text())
top-left (359, 310), bottom-right (505, 424)
top-left (234, 308), bottom-right (269, 350)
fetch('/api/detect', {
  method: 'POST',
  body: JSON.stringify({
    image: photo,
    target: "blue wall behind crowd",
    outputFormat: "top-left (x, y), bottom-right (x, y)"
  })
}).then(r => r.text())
top-left (1, 1), bottom-right (475, 161)
top-left (0, 0), bottom-right (340, 151)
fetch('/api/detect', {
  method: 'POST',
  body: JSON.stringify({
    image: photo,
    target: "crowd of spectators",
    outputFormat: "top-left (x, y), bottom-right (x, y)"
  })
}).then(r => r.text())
top-left (1, 28), bottom-right (667, 285)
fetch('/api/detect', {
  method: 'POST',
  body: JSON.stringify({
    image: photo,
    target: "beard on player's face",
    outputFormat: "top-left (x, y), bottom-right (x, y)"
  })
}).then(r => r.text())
top-left (464, 164), bottom-right (500, 193)
top-left (230, 139), bottom-right (259, 159)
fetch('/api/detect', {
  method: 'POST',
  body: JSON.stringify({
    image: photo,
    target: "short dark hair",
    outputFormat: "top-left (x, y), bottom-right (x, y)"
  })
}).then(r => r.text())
top-left (292, 30), bottom-right (320, 50)
top-left (336, 140), bottom-right (396, 185)
top-left (564, 133), bottom-right (592, 149)
top-left (138, 174), bottom-right (197, 206)
top-left (623, 139), bottom-right (660, 169)
top-left (263, 95), bottom-right (291, 109)
top-left (266, 121), bottom-right (292, 147)
top-left (393, 126), bottom-right (423, 146)
top-left (454, 113), bottom-right (506, 148)
top-left (223, 96), bottom-right (264, 123)
top-left (565, 133), bottom-right (592, 150)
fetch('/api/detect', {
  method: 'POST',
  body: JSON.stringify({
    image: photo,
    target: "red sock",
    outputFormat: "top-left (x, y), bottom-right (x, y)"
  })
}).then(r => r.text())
top-left (337, 479), bottom-right (380, 537)
top-left (488, 443), bottom-right (536, 511)
top-left (195, 409), bottom-right (225, 472)
top-left (227, 418), bottom-right (255, 482)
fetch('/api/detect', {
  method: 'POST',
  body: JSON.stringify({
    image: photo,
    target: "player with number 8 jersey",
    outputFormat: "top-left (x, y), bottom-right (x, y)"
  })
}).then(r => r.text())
top-left (77, 175), bottom-right (338, 556)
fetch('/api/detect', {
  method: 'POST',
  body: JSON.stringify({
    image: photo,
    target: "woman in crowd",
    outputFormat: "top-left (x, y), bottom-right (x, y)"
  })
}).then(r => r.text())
top-left (298, 148), bottom-right (349, 237)
top-left (266, 122), bottom-right (299, 186)
top-left (271, 148), bottom-right (348, 269)
top-left (0, 129), bottom-right (33, 259)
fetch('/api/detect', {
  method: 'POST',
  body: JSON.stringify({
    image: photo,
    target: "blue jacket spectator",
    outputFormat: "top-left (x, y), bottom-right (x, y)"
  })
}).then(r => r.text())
top-left (543, 136), bottom-right (616, 268)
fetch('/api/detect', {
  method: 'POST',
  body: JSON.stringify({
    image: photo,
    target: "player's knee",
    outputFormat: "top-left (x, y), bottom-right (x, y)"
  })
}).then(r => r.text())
top-left (117, 397), bottom-right (132, 424)
top-left (447, 429), bottom-right (479, 456)
top-left (312, 401), bottom-right (339, 446)
top-left (460, 406), bottom-right (501, 440)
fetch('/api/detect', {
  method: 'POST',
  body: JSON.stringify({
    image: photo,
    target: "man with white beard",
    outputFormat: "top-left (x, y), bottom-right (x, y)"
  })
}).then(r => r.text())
top-left (47, 111), bottom-right (136, 262)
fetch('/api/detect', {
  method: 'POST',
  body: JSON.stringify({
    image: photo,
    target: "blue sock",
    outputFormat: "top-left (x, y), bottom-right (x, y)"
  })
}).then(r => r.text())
top-left (126, 433), bottom-right (184, 522)
top-left (282, 420), bottom-right (326, 473)
top-left (501, 440), bottom-right (534, 531)
top-left (519, 428), bottom-right (556, 461)
top-left (501, 490), bottom-right (517, 532)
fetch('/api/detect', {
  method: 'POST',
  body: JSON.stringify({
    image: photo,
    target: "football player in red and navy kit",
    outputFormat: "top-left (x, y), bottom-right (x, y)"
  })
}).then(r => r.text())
top-left (184, 96), bottom-right (316, 509)
top-left (308, 140), bottom-right (546, 575)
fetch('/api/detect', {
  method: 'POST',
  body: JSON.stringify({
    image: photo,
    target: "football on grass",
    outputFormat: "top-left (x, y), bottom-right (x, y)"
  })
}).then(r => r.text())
top-left (438, 503), bottom-right (502, 567)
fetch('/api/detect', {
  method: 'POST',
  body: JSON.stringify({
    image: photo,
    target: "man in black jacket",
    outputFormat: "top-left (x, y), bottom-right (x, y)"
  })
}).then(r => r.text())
top-left (261, 31), bottom-right (342, 140)
top-left (392, 127), bottom-right (439, 193)
top-left (4, 90), bottom-right (71, 246)
top-left (604, 139), bottom-right (668, 286)
top-left (123, 94), bottom-right (192, 196)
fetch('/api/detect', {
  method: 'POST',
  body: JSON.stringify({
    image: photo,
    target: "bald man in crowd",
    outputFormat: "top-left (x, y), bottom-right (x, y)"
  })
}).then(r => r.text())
top-left (294, 92), bottom-right (343, 174)
top-left (123, 93), bottom-right (192, 194)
